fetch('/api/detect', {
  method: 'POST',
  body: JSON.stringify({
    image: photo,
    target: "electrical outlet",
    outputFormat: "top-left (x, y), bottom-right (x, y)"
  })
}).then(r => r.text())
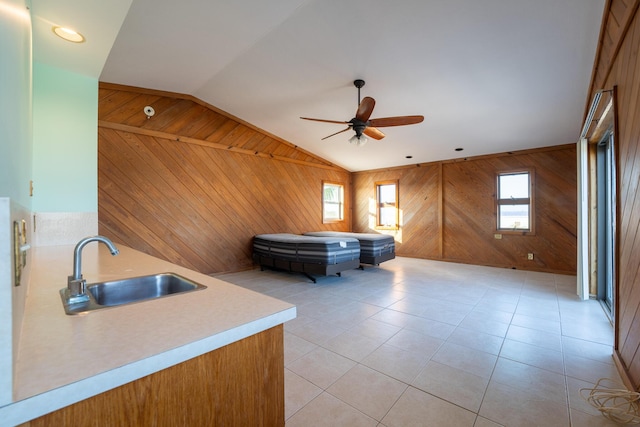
top-left (527, 253), bottom-right (534, 260)
top-left (494, 234), bottom-right (502, 240)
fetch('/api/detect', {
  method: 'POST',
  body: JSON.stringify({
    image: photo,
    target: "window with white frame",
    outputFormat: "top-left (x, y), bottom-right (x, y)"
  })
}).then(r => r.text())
top-left (375, 180), bottom-right (399, 229)
top-left (322, 182), bottom-right (344, 223)
top-left (496, 170), bottom-right (534, 232)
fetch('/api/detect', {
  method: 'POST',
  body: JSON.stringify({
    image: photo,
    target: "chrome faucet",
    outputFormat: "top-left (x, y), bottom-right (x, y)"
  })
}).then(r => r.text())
top-left (66, 235), bottom-right (119, 304)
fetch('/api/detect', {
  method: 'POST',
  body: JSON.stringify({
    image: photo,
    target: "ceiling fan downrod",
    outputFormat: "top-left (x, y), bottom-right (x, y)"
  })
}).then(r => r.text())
top-left (354, 79), bottom-right (365, 105)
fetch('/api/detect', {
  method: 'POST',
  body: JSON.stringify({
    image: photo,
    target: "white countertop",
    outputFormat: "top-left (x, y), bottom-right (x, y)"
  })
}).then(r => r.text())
top-left (1, 244), bottom-right (296, 425)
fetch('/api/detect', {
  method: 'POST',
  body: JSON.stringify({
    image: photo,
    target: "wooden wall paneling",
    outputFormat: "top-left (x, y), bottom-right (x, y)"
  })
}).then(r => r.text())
top-left (442, 159), bottom-right (503, 264)
top-left (203, 152), bottom-right (293, 235)
top-left (99, 131), bottom-right (221, 271)
top-left (100, 132), bottom-right (206, 270)
top-left (352, 164), bottom-right (443, 260)
top-left (188, 113), bottom-right (229, 141)
top-left (203, 119), bottom-right (241, 144)
top-left (398, 165), bottom-right (441, 258)
top-left (99, 85), bottom-right (350, 273)
top-left (141, 138), bottom-right (254, 264)
top-left (438, 163), bottom-right (443, 257)
top-left (273, 161), bottom-right (326, 229)
top-left (615, 21), bottom-right (640, 344)
top-left (155, 100), bottom-right (206, 134)
top-left (99, 83), bottom-right (334, 168)
top-left (590, 0), bottom-right (640, 389)
top-left (352, 146), bottom-right (577, 273)
top-left (98, 90), bottom-right (149, 121)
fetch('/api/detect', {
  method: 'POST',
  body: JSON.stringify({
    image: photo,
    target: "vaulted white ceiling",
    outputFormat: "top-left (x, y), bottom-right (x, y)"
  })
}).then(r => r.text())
top-left (31, 0), bottom-right (605, 171)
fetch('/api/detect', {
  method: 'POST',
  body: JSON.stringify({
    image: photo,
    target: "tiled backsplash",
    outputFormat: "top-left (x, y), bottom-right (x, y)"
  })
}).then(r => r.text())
top-left (32, 212), bottom-right (98, 247)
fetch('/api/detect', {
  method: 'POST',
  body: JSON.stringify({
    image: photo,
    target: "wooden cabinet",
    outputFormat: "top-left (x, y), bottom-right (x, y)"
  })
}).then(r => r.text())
top-left (22, 325), bottom-right (284, 426)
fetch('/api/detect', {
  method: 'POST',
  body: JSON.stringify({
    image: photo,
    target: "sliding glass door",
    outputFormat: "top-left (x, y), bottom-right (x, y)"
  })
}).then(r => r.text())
top-left (596, 132), bottom-right (616, 314)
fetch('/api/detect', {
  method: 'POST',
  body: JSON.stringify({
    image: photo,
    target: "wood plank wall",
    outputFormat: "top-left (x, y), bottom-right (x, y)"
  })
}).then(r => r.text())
top-left (586, 0), bottom-right (640, 389)
top-left (98, 84), bottom-right (350, 274)
top-left (352, 145), bottom-right (577, 274)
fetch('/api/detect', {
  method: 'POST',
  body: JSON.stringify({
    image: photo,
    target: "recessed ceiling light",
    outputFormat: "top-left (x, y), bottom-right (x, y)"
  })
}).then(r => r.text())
top-left (405, 155), bottom-right (413, 159)
top-left (455, 148), bottom-right (464, 151)
top-left (52, 26), bottom-right (85, 43)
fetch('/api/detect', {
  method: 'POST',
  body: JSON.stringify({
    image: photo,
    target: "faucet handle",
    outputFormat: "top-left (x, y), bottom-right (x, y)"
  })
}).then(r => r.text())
top-left (67, 275), bottom-right (86, 297)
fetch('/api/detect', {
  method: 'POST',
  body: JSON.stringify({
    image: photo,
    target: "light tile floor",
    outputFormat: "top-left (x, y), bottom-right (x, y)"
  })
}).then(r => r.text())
top-left (216, 257), bottom-right (622, 427)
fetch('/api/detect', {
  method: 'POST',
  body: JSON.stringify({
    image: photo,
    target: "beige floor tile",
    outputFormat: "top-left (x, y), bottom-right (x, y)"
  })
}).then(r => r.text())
top-left (348, 318), bottom-right (402, 342)
top-left (297, 300), bottom-right (343, 319)
top-left (387, 300), bottom-right (434, 319)
top-left (561, 318), bottom-right (614, 346)
top-left (447, 327), bottom-right (505, 355)
top-left (321, 301), bottom-right (384, 329)
top-left (566, 376), bottom-right (609, 418)
top-left (218, 258), bottom-right (615, 427)
top-left (385, 328), bottom-right (444, 356)
top-left (564, 352), bottom-right (621, 385)
top-left (327, 364), bottom-right (408, 421)
top-left (284, 331), bottom-right (317, 365)
top-left (419, 300), bottom-right (474, 325)
top-left (284, 313), bottom-right (314, 331)
top-left (490, 358), bottom-right (567, 404)
top-left (402, 315), bottom-right (456, 340)
top-left (511, 313), bottom-right (562, 334)
top-left (569, 407), bottom-right (626, 426)
top-left (286, 392), bottom-right (378, 427)
top-left (323, 330), bottom-right (384, 362)
top-left (467, 306), bottom-right (515, 324)
top-left (474, 416), bottom-right (504, 427)
top-left (562, 336), bottom-right (615, 364)
top-left (286, 318), bottom-right (346, 345)
top-left (515, 302), bottom-right (561, 322)
top-left (458, 312), bottom-right (511, 337)
top-left (505, 324), bottom-right (562, 351)
top-left (361, 343), bottom-right (430, 383)
top-left (381, 386), bottom-right (476, 427)
top-left (412, 360), bottom-right (489, 412)
top-left (499, 339), bottom-right (564, 374)
top-left (359, 289), bottom-right (407, 308)
top-left (479, 381), bottom-right (570, 427)
top-left (286, 347), bottom-right (356, 389)
top-left (369, 308), bottom-right (421, 328)
top-left (431, 341), bottom-right (498, 379)
top-left (285, 369), bottom-right (322, 420)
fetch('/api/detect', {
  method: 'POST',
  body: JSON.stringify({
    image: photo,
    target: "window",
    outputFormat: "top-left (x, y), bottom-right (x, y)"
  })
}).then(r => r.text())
top-left (375, 180), bottom-right (399, 229)
top-left (322, 182), bottom-right (344, 223)
top-left (496, 170), bottom-right (534, 232)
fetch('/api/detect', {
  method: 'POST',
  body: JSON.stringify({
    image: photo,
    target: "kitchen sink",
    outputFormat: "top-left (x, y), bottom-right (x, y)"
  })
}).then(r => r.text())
top-left (61, 272), bottom-right (207, 315)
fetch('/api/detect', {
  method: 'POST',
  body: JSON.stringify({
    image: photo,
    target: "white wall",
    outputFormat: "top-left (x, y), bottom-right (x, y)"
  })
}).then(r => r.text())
top-left (0, 0), bottom-right (32, 205)
top-left (0, 0), bottom-right (32, 407)
top-left (32, 62), bottom-right (98, 213)
top-left (31, 62), bottom-right (99, 246)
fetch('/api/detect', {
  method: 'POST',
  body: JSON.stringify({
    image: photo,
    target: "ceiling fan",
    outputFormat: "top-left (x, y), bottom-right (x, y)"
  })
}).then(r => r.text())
top-left (300, 79), bottom-right (424, 145)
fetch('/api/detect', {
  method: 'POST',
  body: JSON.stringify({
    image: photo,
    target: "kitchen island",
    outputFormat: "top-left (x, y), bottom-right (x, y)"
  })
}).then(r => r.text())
top-left (2, 243), bottom-right (296, 426)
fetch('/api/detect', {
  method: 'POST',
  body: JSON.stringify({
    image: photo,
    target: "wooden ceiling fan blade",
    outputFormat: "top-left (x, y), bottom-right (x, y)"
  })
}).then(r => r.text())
top-left (368, 115), bottom-right (424, 127)
top-left (355, 97), bottom-right (376, 122)
top-left (321, 127), bottom-right (351, 140)
top-left (300, 117), bottom-right (350, 125)
top-left (363, 126), bottom-right (385, 140)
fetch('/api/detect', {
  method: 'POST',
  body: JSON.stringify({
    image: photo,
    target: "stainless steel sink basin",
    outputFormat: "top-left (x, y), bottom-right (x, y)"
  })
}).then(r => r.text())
top-left (61, 273), bottom-right (207, 315)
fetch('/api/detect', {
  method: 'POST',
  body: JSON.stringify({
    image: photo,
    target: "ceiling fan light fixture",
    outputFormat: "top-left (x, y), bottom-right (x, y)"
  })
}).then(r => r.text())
top-left (349, 134), bottom-right (368, 146)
